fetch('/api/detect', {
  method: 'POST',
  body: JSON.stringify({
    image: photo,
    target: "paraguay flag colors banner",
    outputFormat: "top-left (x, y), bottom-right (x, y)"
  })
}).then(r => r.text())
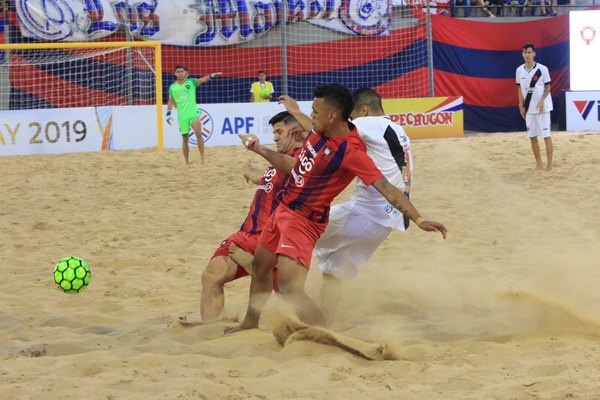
top-left (432, 14), bottom-right (569, 132)
top-left (15, 0), bottom-right (391, 46)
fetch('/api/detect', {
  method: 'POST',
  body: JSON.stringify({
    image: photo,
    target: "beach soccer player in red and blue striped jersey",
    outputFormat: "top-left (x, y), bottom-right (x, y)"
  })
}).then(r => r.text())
top-left (199, 112), bottom-right (304, 322)
top-left (227, 83), bottom-right (447, 333)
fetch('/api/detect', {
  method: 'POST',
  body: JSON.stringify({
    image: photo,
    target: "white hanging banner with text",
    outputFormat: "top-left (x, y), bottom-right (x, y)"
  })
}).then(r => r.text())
top-left (15, 0), bottom-right (391, 46)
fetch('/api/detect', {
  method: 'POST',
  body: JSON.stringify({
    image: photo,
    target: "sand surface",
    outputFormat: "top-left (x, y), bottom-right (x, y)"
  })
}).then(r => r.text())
top-left (2, 131), bottom-right (600, 399)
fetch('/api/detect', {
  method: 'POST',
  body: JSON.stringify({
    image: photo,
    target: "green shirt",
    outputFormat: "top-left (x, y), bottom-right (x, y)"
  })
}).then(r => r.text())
top-left (169, 78), bottom-right (199, 120)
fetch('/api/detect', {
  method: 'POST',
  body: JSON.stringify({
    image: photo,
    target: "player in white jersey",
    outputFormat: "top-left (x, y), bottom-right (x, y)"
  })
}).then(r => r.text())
top-left (516, 42), bottom-right (553, 171)
top-left (311, 88), bottom-right (414, 320)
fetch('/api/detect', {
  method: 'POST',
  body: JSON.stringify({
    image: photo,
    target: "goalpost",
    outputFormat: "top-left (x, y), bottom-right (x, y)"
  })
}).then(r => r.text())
top-left (0, 41), bottom-right (165, 150)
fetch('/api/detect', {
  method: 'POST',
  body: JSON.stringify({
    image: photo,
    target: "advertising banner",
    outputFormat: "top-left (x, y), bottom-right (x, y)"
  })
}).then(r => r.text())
top-left (0, 102), bottom-right (314, 156)
top-left (569, 10), bottom-right (600, 92)
top-left (161, 101), bottom-right (312, 148)
top-left (565, 91), bottom-right (600, 131)
top-left (15, 0), bottom-right (391, 46)
top-left (383, 96), bottom-right (463, 139)
top-left (0, 107), bottom-right (103, 156)
top-left (1, 98), bottom-right (462, 156)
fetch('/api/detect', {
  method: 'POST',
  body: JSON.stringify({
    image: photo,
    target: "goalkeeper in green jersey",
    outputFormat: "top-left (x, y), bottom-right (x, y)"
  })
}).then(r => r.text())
top-left (166, 65), bottom-right (222, 164)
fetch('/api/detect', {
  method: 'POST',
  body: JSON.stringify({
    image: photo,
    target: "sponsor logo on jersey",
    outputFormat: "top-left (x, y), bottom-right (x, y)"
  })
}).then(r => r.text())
top-left (291, 145), bottom-right (316, 187)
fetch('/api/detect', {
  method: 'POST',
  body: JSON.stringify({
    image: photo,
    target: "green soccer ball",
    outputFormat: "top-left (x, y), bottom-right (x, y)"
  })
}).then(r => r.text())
top-left (53, 257), bottom-right (91, 294)
top-left (259, 87), bottom-right (271, 99)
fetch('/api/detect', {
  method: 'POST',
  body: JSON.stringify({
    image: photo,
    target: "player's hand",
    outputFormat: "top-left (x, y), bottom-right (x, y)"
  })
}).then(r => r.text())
top-left (241, 160), bottom-right (253, 183)
top-left (289, 126), bottom-right (308, 142)
top-left (209, 72), bottom-right (223, 79)
top-left (238, 133), bottom-right (260, 151)
top-left (518, 105), bottom-right (526, 119)
top-left (278, 95), bottom-right (301, 114)
top-left (166, 116), bottom-right (173, 125)
top-left (417, 220), bottom-right (448, 239)
top-left (537, 100), bottom-right (544, 113)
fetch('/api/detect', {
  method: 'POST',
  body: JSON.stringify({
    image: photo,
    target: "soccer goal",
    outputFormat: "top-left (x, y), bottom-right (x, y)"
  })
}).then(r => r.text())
top-left (0, 41), bottom-right (165, 149)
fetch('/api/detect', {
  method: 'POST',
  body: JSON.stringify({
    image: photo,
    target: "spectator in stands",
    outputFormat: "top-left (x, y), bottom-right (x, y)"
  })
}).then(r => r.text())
top-left (527, 0), bottom-right (554, 16)
top-left (502, 0), bottom-right (527, 16)
top-left (473, 0), bottom-right (496, 17)
top-left (452, 0), bottom-right (472, 17)
top-left (548, 0), bottom-right (575, 16)
top-left (166, 65), bottom-right (222, 164)
top-left (250, 70), bottom-right (274, 102)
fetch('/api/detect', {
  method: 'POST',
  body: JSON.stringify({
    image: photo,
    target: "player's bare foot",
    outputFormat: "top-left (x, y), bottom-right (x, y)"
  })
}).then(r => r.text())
top-left (224, 320), bottom-right (257, 334)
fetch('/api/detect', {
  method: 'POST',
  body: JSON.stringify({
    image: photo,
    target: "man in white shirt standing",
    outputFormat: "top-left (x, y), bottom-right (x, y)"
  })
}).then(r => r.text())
top-left (516, 43), bottom-right (554, 171)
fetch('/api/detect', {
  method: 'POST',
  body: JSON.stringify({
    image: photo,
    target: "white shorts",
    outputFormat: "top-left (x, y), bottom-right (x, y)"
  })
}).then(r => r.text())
top-left (526, 113), bottom-right (551, 138)
top-left (314, 202), bottom-right (393, 280)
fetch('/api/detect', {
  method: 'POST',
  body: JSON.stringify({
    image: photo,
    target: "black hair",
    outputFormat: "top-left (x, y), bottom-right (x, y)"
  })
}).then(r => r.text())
top-left (353, 87), bottom-right (384, 113)
top-left (269, 111), bottom-right (298, 126)
top-left (523, 43), bottom-right (535, 51)
top-left (313, 83), bottom-right (354, 120)
top-left (174, 65), bottom-right (189, 72)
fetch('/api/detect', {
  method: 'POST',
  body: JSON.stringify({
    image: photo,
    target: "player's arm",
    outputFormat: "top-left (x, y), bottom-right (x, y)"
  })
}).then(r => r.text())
top-left (517, 84), bottom-right (526, 119)
top-left (278, 95), bottom-right (313, 132)
top-left (242, 160), bottom-right (265, 184)
top-left (196, 72), bottom-right (223, 85)
top-left (238, 134), bottom-right (296, 173)
top-left (166, 95), bottom-right (175, 125)
top-left (537, 82), bottom-right (551, 112)
top-left (372, 178), bottom-right (447, 239)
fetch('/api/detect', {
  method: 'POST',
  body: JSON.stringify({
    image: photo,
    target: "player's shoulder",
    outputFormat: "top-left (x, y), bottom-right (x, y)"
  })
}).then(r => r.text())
top-left (354, 116), bottom-right (407, 138)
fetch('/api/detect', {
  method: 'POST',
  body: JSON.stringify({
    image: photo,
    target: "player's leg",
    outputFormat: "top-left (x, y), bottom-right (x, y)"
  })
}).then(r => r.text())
top-left (179, 118), bottom-right (192, 164)
top-left (277, 255), bottom-right (327, 327)
top-left (315, 203), bottom-right (392, 323)
top-left (181, 133), bottom-right (190, 164)
top-left (201, 255), bottom-right (242, 321)
top-left (527, 114), bottom-right (543, 169)
top-left (320, 272), bottom-right (343, 324)
top-left (191, 117), bottom-right (205, 163)
top-left (233, 244), bottom-right (278, 330)
top-left (541, 112), bottom-right (553, 170)
top-left (544, 137), bottom-right (553, 171)
top-left (274, 207), bottom-right (328, 326)
top-left (226, 213), bottom-right (281, 333)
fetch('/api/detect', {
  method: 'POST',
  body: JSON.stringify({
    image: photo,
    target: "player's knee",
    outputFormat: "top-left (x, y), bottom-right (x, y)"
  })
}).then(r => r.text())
top-left (276, 277), bottom-right (304, 297)
top-left (251, 259), bottom-right (273, 280)
top-left (201, 261), bottom-right (229, 288)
